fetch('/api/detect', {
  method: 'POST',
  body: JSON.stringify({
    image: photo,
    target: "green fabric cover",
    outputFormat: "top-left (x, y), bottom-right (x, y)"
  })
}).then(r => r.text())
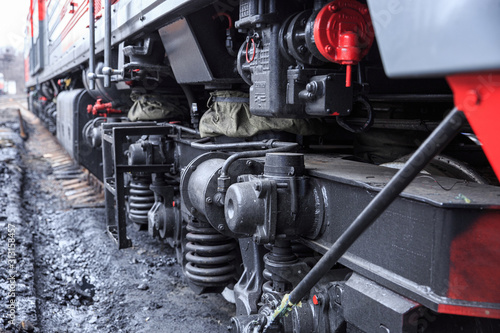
top-left (128, 93), bottom-right (185, 121)
top-left (199, 91), bottom-right (328, 138)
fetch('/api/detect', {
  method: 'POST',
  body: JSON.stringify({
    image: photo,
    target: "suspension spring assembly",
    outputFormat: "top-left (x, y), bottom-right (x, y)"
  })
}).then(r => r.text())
top-left (128, 176), bottom-right (155, 225)
top-left (184, 220), bottom-right (238, 289)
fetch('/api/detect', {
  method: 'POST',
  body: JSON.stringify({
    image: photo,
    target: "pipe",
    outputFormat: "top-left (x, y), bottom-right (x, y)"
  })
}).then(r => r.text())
top-left (220, 141), bottom-right (298, 178)
top-left (269, 0), bottom-right (276, 13)
top-left (160, 122), bottom-right (199, 136)
top-left (192, 139), bottom-right (297, 152)
top-left (89, 0), bottom-right (96, 90)
top-left (104, 0), bottom-right (111, 87)
top-left (216, 143), bottom-right (298, 200)
top-left (211, 140), bottom-right (298, 199)
top-left (192, 140), bottom-right (269, 151)
top-left (265, 108), bottom-right (467, 328)
top-left (50, 79), bottom-right (59, 96)
top-left (367, 94), bottom-right (454, 103)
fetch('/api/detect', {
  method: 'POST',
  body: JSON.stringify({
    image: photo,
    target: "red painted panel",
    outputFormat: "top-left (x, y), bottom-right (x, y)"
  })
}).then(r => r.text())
top-left (444, 213), bottom-right (500, 318)
top-left (94, 0), bottom-right (102, 17)
top-left (38, 0), bottom-right (46, 21)
top-left (30, 0), bottom-right (34, 37)
top-left (438, 304), bottom-right (500, 319)
top-left (447, 72), bottom-right (500, 181)
top-left (61, 0), bottom-right (89, 52)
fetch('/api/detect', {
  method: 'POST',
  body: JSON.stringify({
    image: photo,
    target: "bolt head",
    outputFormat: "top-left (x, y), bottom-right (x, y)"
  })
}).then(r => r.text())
top-left (205, 197), bottom-right (213, 204)
top-left (334, 285), bottom-right (343, 304)
top-left (217, 224), bottom-right (225, 231)
top-left (465, 89), bottom-right (481, 106)
top-left (329, 4), bottom-right (338, 12)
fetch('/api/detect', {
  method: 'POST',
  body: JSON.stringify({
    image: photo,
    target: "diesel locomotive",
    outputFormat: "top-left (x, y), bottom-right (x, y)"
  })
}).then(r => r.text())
top-left (25, 0), bottom-right (500, 332)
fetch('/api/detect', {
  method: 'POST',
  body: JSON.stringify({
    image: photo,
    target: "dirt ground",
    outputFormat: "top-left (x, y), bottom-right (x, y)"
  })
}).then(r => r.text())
top-left (0, 97), bottom-right (234, 332)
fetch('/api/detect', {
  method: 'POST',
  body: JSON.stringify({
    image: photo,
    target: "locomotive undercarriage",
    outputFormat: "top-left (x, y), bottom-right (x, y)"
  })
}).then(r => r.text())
top-left (95, 118), bottom-right (499, 333)
top-left (25, 0), bottom-right (500, 331)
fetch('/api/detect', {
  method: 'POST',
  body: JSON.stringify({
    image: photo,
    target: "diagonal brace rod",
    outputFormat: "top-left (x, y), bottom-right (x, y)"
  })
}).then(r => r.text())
top-left (266, 108), bottom-right (467, 329)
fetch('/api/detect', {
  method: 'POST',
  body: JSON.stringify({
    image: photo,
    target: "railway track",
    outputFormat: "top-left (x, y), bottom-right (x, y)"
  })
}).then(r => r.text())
top-left (1, 95), bottom-right (104, 208)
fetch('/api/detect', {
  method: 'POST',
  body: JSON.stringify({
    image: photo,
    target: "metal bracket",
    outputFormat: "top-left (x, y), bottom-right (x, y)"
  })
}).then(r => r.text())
top-left (102, 122), bottom-right (173, 249)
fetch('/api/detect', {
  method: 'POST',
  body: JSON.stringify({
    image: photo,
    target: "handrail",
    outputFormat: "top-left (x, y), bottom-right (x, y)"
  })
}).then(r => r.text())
top-left (103, 0), bottom-right (111, 87)
top-left (88, 0), bottom-right (96, 90)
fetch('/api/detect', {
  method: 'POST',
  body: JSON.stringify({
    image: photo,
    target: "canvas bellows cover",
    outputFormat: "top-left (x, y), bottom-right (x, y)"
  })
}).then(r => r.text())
top-left (128, 92), bottom-right (185, 121)
top-left (199, 91), bottom-right (327, 138)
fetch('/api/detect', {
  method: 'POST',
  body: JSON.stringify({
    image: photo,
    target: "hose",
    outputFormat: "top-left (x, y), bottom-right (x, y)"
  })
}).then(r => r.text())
top-left (220, 141), bottom-right (298, 178)
top-left (336, 95), bottom-right (373, 133)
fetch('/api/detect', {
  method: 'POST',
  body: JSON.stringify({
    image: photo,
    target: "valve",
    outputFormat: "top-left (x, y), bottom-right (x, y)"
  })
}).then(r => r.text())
top-left (86, 99), bottom-right (122, 116)
top-left (313, 0), bottom-right (374, 87)
top-left (278, 0), bottom-right (374, 88)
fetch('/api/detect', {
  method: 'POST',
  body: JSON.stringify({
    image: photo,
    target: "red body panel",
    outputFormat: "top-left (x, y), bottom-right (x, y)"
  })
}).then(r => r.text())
top-left (442, 212), bottom-right (500, 319)
top-left (61, 0), bottom-right (89, 52)
top-left (447, 72), bottom-right (500, 181)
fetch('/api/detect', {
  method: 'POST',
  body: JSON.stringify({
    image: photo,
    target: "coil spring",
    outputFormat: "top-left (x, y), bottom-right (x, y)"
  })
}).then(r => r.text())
top-left (128, 177), bottom-right (154, 224)
top-left (184, 221), bottom-right (237, 287)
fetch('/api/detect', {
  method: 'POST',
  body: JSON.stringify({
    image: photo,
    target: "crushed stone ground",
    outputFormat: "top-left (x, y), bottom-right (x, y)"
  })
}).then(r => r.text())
top-left (0, 99), bottom-right (234, 333)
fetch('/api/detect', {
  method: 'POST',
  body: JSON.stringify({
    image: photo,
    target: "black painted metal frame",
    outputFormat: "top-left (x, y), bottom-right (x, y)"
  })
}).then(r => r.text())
top-left (102, 122), bottom-right (172, 248)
